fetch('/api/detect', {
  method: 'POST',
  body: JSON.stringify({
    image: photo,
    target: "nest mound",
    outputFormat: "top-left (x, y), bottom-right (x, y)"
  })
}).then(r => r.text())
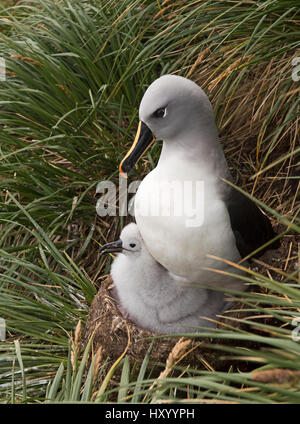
top-left (84, 276), bottom-right (192, 364)
top-left (83, 276), bottom-right (249, 371)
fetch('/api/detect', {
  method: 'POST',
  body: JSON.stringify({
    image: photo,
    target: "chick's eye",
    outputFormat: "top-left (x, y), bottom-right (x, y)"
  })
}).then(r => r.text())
top-left (129, 243), bottom-right (136, 248)
top-left (152, 107), bottom-right (166, 118)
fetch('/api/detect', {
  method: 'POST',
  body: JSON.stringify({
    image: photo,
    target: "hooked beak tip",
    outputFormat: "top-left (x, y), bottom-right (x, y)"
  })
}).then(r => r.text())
top-left (119, 121), bottom-right (154, 177)
top-left (100, 239), bottom-right (123, 255)
top-left (119, 163), bottom-right (128, 178)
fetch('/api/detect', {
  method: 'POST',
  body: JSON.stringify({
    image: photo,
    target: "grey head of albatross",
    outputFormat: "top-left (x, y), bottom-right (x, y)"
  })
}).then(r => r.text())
top-left (100, 223), bottom-right (226, 334)
top-left (118, 75), bottom-right (279, 290)
top-left (119, 75), bottom-right (222, 175)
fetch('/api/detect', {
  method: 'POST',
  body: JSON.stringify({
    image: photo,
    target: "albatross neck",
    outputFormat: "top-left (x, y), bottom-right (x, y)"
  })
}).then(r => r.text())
top-left (157, 132), bottom-right (230, 181)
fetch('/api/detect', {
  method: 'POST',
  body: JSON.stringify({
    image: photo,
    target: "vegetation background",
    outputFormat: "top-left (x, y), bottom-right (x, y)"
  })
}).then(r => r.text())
top-left (0, 0), bottom-right (299, 403)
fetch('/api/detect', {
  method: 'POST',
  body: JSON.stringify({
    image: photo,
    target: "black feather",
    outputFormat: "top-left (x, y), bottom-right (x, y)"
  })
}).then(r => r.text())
top-left (225, 188), bottom-right (280, 259)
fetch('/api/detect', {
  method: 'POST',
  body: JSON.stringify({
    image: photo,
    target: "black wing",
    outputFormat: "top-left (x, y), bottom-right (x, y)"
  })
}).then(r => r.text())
top-left (225, 188), bottom-right (280, 259)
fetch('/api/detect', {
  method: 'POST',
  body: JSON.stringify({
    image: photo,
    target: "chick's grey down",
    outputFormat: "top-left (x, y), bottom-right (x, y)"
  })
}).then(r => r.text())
top-left (102, 223), bottom-right (225, 334)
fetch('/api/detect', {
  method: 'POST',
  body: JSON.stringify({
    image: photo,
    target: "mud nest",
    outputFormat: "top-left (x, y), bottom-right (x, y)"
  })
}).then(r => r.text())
top-left (83, 276), bottom-right (251, 372)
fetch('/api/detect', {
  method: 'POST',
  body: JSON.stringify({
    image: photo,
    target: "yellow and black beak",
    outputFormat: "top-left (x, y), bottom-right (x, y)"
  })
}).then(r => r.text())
top-left (119, 121), bottom-right (155, 177)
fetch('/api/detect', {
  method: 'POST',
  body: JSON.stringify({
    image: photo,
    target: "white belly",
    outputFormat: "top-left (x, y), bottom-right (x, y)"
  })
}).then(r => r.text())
top-left (134, 167), bottom-right (243, 287)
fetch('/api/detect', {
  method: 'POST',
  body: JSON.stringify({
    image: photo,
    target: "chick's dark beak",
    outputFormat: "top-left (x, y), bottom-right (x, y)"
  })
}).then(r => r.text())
top-left (100, 239), bottom-right (123, 255)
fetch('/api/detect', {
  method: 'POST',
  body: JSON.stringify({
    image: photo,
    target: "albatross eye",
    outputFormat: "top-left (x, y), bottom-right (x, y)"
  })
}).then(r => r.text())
top-left (129, 243), bottom-right (136, 248)
top-left (152, 107), bottom-right (167, 118)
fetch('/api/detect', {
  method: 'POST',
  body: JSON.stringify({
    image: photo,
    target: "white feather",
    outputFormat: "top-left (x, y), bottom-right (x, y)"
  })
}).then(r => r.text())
top-left (111, 223), bottom-right (226, 334)
top-left (134, 75), bottom-right (246, 289)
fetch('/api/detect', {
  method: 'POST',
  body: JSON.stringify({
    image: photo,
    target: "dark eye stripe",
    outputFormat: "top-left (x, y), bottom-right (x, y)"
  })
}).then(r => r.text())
top-left (152, 107), bottom-right (166, 118)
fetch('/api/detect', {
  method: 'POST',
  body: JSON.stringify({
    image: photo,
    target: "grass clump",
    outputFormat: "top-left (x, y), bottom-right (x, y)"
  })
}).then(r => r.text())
top-left (0, 0), bottom-right (299, 403)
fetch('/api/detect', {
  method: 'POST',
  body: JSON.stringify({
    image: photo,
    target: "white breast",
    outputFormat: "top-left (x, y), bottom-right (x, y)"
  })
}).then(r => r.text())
top-left (134, 161), bottom-right (243, 287)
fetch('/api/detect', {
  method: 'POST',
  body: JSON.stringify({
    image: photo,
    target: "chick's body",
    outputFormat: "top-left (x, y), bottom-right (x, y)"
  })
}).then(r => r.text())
top-left (109, 223), bottom-right (224, 334)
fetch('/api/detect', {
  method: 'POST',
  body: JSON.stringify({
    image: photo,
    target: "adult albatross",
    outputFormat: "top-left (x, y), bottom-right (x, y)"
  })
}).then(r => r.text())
top-left (119, 75), bottom-right (278, 290)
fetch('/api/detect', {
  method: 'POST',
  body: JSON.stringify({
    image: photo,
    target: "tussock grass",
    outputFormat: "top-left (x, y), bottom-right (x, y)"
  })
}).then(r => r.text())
top-left (0, 0), bottom-right (299, 403)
